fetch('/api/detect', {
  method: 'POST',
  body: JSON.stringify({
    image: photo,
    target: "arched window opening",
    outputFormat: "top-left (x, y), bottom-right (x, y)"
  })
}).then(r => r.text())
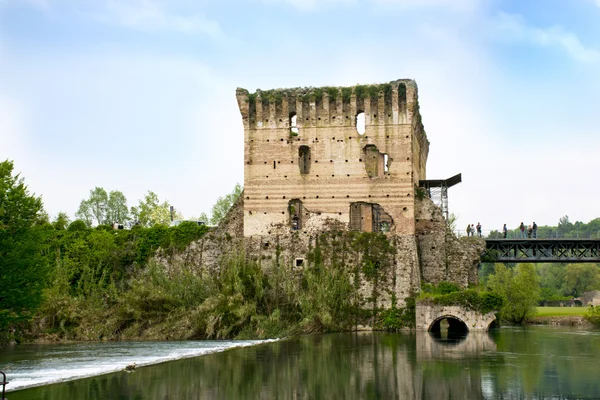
top-left (384, 154), bottom-right (390, 174)
top-left (290, 113), bottom-right (299, 136)
top-left (288, 199), bottom-right (303, 231)
top-left (356, 111), bottom-right (365, 135)
top-left (298, 145), bottom-right (311, 174)
top-left (429, 317), bottom-right (469, 342)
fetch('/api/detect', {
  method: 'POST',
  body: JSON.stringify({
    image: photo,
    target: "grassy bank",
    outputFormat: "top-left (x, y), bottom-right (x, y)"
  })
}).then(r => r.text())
top-left (536, 307), bottom-right (588, 317)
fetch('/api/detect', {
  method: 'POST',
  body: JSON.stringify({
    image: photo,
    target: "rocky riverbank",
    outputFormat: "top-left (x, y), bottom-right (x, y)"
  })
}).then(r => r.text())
top-left (528, 315), bottom-right (593, 327)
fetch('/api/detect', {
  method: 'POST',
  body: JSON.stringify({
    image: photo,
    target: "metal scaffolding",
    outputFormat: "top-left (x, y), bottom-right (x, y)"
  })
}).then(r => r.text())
top-left (419, 173), bottom-right (461, 221)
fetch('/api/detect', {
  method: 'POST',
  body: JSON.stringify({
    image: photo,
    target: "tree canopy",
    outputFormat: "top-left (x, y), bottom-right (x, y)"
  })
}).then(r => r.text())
top-left (486, 263), bottom-right (540, 324)
top-left (130, 191), bottom-right (172, 227)
top-left (0, 160), bottom-right (47, 336)
top-left (199, 183), bottom-right (243, 226)
top-left (76, 187), bottom-right (131, 227)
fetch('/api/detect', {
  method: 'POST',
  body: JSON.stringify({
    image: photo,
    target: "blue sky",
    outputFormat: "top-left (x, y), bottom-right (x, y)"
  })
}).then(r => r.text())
top-left (1, 0), bottom-right (599, 232)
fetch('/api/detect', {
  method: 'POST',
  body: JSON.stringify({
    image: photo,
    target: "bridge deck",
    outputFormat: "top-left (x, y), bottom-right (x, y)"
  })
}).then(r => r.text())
top-left (483, 239), bottom-right (600, 263)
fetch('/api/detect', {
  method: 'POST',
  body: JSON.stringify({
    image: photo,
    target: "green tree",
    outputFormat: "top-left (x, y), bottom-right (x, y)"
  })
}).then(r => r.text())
top-left (88, 187), bottom-right (109, 225)
top-left (0, 160), bottom-right (48, 339)
top-left (563, 264), bottom-right (600, 297)
top-left (209, 183), bottom-right (243, 226)
top-left (131, 191), bottom-right (171, 227)
top-left (106, 190), bottom-right (129, 224)
top-left (76, 187), bottom-right (110, 226)
top-left (194, 212), bottom-right (210, 224)
top-left (75, 199), bottom-right (93, 227)
top-left (52, 212), bottom-right (71, 230)
top-left (487, 263), bottom-right (540, 324)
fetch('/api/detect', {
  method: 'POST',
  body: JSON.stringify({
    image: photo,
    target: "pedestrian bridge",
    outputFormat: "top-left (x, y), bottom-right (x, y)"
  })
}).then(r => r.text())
top-left (483, 239), bottom-right (600, 263)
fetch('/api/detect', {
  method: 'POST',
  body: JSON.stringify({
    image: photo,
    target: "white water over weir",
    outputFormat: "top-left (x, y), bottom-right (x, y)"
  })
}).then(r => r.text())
top-left (3, 339), bottom-right (278, 392)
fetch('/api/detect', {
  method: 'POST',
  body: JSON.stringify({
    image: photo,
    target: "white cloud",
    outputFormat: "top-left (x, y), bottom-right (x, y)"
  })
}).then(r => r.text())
top-left (493, 12), bottom-right (600, 63)
top-left (260, 0), bottom-right (355, 11)
top-left (371, 0), bottom-right (480, 11)
top-left (0, 0), bottom-right (50, 10)
top-left (263, 0), bottom-right (480, 11)
top-left (0, 97), bottom-right (29, 161)
top-left (95, 0), bottom-right (222, 37)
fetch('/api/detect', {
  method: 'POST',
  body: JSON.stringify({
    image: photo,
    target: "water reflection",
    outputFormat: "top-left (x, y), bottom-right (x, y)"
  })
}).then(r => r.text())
top-left (9, 327), bottom-right (600, 400)
top-left (418, 331), bottom-right (496, 359)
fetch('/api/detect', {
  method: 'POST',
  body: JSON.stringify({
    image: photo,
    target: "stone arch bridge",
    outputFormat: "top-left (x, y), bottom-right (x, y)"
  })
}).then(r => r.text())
top-left (416, 303), bottom-right (497, 332)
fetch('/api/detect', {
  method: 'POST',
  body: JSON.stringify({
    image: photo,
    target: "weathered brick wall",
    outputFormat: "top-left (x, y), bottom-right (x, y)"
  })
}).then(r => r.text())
top-left (236, 80), bottom-right (429, 237)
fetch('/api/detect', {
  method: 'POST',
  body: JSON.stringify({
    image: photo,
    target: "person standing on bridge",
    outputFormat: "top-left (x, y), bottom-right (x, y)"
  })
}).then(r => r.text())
top-left (519, 222), bottom-right (526, 238)
top-left (532, 221), bottom-right (538, 239)
top-left (476, 222), bottom-right (482, 237)
top-left (503, 224), bottom-right (508, 239)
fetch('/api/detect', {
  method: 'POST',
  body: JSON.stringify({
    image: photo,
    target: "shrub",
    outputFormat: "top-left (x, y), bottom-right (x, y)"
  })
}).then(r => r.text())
top-left (585, 305), bottom-right (600, 327)
top-left (423, 289), bottom-right (503, 315)
top-left (378, 297), bottom-right (416, 331)
top-left (67, 220), bottom-right (88, 231)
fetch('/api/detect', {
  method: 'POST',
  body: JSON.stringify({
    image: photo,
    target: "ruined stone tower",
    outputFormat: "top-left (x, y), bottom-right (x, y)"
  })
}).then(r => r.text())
top-left (161, 80), bottom-right (482, 315)
top-left (235, 79), bottom-right (429, 237)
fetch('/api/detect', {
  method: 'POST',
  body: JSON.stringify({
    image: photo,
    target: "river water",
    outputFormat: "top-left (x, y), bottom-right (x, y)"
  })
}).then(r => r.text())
top-left (3, 326), bottom-right (600, 399)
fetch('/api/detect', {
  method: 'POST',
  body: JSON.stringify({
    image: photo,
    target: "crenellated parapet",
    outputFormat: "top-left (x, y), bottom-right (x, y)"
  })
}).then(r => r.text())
top-left (236, 79), bottom-right (421, 131)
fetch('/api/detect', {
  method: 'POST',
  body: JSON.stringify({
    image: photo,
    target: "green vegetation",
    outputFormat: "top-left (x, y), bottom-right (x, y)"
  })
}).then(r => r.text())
top-left (245, 83), bottom-right (396, 106)
top-left (481, 262), bottom-right (600, 306)
top-left (0, 160), bottom-right (47, 343)
top-left (28, 230), bottom-right (412, 342)
top-left (486, 263), bottom-right (540, 324)
top-left (76, 187), bottom-right (130, 227)
top-left (419, 282), bottom-right (503, 315)
top-left (341, 87), bottom-right (352, 103)
top-left (584, 306), bottom-right (600, 327)
top-left (536, 307), bottom-right (588, 317)
top-left (354, 83), bottom-right (392, 100)
top-left (414, 185), bottom-right (426, 200)
top-left (377, 297), bottom-right (416, 331)
top-left (325, 86), bottom-right (339, 102)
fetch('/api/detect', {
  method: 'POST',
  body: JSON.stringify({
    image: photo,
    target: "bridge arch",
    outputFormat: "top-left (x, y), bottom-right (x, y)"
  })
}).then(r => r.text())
top-left (429, 315), bottom-right (469, 332)
top-left (416, 304), bottom-right (497, 332)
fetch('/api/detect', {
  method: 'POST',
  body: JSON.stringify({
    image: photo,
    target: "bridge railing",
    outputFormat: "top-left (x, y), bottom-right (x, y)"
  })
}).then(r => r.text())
top-left (454, 229), bottom-right (600, 240)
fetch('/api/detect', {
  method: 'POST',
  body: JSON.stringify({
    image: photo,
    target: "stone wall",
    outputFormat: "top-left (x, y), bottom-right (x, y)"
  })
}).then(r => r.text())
top-left (415, 196), bottom-right (485, 287)
top-left (415, 304), bottom-right (497, 332)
